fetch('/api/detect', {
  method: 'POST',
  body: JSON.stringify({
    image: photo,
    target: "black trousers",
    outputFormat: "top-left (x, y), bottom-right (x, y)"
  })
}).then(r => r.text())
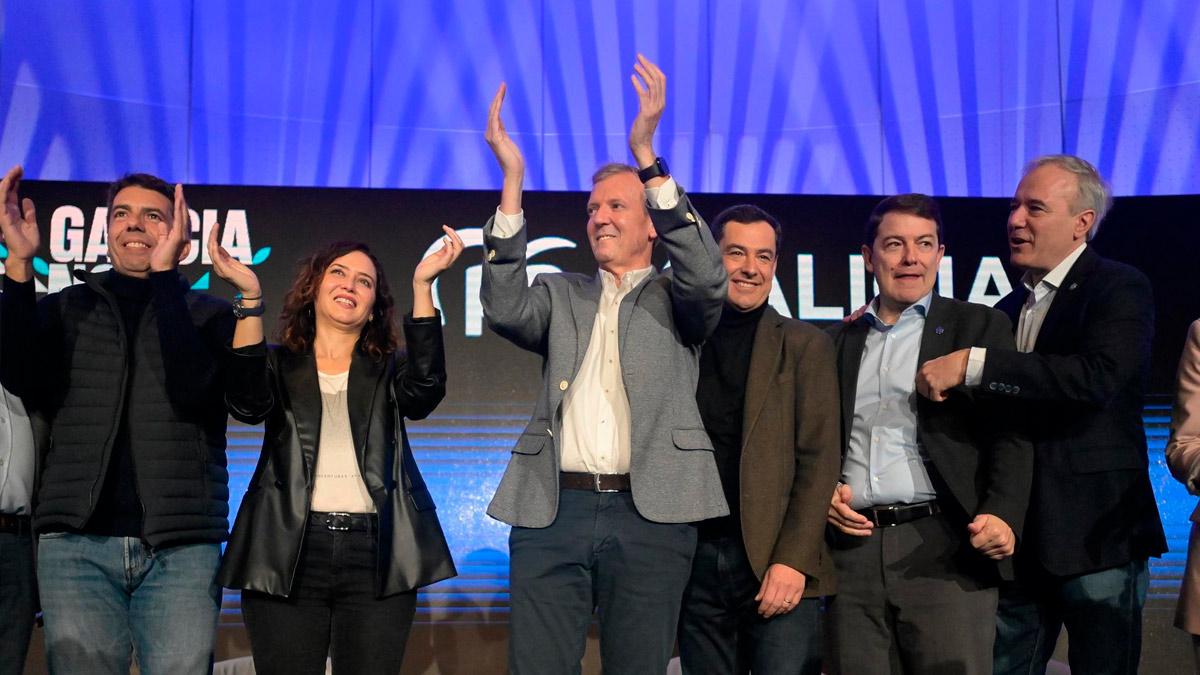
top-left (679, 536), bottom-right (822, 675)
top-left (241, 520), bottom-right (417, 675)
top-left (507, 489), bottom-right (698, 675)
top-left (826, 511), bottom-right (998, 675)
top-left (0, 529), bottom-right (35, 674)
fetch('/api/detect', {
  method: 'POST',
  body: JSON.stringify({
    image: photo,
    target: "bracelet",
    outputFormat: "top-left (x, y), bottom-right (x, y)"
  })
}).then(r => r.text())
top-left (232, 295), bottom-right (266, 319)
top-left (235, 293), bottom-right (263, 301)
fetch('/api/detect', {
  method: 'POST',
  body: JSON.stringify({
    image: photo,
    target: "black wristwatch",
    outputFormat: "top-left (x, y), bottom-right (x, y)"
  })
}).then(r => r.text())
top-left (637, 157), bottom-right (670, 183)
top-left (232, 293), bottom-right (267, 319)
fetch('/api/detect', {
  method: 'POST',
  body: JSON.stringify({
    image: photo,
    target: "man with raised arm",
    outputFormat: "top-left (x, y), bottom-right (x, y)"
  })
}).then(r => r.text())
top-left (479, 56), bottom-right (728, 673)
top-left (0, 167), bottom-right (234, 674)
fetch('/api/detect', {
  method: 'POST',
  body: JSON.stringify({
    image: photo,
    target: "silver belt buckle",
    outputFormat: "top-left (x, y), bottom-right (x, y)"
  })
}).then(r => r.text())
top-left (594, 474), bottom-right (619, 493)
top-left (326, 512), bottom-right (352, 531)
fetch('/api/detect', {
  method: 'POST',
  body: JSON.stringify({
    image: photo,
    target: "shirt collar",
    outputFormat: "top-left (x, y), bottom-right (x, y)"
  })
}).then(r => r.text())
top-left (599, 266), bottom-right (654, 295)
top-left (1022, 242), bottom-right (1087, 293)
top-left (865, 291), bottom-right (932, 330)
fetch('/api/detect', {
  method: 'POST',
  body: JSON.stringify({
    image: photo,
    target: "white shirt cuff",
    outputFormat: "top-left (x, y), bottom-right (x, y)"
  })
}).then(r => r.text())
top-left (965, 347), bottom-right (987, 387)
top-left (490, 208), bottom-right (525, 239)
top-left (645, 176), bottom-right (680, 210)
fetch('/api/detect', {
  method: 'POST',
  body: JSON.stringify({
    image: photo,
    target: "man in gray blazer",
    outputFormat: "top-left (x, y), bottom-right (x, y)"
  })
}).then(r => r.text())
top-left (480, 56), bottom-right (728, 674)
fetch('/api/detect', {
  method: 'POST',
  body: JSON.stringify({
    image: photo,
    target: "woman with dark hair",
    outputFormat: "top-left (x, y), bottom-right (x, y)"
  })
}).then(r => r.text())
top-left (209, 226), bottom-right (463, 674)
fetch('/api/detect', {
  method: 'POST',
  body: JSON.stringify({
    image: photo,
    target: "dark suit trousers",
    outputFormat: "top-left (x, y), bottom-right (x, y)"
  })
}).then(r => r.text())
top-left (679, 536), bottom-right (822, 674)
top-left (826, 511), bottom-right (997, 675)
top-left (0, 529), bottom-right (35, 674)
top-left (507, 489), bottom-right (697, 675)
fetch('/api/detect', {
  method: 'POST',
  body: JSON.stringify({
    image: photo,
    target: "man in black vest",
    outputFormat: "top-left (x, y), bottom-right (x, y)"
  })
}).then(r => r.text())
top-left (0, 165), bottom-right (235, 674)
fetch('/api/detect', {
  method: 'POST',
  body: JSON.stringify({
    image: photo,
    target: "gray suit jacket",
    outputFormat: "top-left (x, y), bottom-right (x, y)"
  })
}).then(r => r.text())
top-left (480, 187), bottom-right (729, 527)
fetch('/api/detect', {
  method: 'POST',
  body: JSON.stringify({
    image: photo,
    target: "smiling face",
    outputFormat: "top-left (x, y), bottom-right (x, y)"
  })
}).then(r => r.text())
top-left (863, 212), bottom-right (944, 323)
top-left (586, 171), bottom-right (657, 277)
top-left (1007, 163), bottom-right (1092, 277)
top-left (313, 251), bottom-right (378, 333)
top-left (720, 220), bottom-right (777, 312)
top-left (107, 186), bottom-right (174, 278)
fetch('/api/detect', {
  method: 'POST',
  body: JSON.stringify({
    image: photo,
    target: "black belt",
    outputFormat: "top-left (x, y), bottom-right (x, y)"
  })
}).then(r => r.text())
top-left (308, 511), bottom-right (376, 532)
top-left (560, 472), bottom-right (631, 493)
top-left (855, 501), bottom-right (940, 528)
top-left (0, 513), bottom-right (32, 535)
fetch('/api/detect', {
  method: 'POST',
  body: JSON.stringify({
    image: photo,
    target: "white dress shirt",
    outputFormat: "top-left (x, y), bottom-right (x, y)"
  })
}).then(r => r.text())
top-left (0, 385), bottom-right (36, 515)
top-left (490, 177), bottom-right (680, 474)
top-left (966, 243), bottom-right (1088, 382)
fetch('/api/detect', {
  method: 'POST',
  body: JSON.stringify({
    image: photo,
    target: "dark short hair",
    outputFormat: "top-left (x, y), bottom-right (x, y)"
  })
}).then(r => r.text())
top-left (275, 241), bottom-right (401, 361)
top-left (106, 173), bottom-right (175, 222)
top-left (710, 204), bottom-right (782, 254)
top-left (864, 193), bottom-right (944, 247)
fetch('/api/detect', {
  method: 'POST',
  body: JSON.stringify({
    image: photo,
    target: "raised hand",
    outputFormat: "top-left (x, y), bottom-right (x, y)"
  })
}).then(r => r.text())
top-left (0, 165), bottom-right (40, 281)
top-left (414, 225), bottom-right (466, 287)
top-left (208, 222), bottom-right (261, 298)
top-left (628, 54), bottom-right (666, 168)
top-left (413, 226), bottom-right (465, 319)
top-left (150, 183), bottom-right (193, 273)
top-left (485, 83), bottom-right (525, 216)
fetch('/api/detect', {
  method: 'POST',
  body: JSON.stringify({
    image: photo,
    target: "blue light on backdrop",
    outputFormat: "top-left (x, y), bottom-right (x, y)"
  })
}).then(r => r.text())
top-left (2, 0), bottom-right (1198, 195)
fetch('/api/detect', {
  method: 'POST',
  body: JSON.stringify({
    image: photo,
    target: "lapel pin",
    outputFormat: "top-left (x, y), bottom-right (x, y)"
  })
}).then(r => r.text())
top-left (1068, 283), bottom-right (1078, 290)
top-left (935, 326), bottom-right (944, 334)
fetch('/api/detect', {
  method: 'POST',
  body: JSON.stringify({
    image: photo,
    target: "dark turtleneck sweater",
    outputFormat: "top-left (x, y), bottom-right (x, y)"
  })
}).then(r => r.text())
top-left (696, 301), bottom-right (767, 540)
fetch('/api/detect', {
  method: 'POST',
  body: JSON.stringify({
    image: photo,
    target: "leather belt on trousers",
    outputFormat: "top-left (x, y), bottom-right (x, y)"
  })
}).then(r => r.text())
top-left (0, 513), bottom-right (32, 536)
top-left (308, 511), bottom-right (376, 532)
top-left (855, 501), bottom-right (940, 528)
top-left (560, 472), bottom-right (631, 493)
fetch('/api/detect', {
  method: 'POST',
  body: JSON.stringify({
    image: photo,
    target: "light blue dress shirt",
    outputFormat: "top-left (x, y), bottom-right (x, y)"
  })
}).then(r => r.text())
top-left (842, 292), bottom-right (938, 510)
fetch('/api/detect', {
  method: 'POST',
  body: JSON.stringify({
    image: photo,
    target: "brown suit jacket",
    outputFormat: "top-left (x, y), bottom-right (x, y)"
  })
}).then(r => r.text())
top-left (737, 306), bottom-right (842, 598)
top-left (1168, 319), bottom-right (1200, 633)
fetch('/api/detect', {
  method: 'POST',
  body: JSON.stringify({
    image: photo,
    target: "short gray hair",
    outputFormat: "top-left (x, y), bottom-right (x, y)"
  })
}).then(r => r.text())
top-left (591, 162), bottom-right (639, 185)
top-left (1023, 155), bottom-right (1113, 239)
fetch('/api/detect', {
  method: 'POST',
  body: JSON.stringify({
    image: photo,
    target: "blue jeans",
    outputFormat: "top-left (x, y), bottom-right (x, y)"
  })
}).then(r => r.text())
top-left (678, 536), bottom-right (822, 675)
top-left (994, 559), bottom-right (1149, 675)
top-left (37, 533), bottom-right (222, 675)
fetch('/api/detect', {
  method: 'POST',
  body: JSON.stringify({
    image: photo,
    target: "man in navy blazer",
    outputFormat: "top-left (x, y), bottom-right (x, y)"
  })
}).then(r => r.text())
top-left (826, 194), bottom-right (1032, 675)
top-left (917, 155), bottom-right (1168, 675)
top-left (479, 57), bottom-right (727, 674)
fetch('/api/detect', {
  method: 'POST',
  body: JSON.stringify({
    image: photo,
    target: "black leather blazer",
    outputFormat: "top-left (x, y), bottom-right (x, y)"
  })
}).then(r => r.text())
top-left (216, 314), bottom-right (456, 597)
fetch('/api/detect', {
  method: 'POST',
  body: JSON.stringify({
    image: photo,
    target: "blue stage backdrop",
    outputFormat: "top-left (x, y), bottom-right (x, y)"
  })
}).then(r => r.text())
top-left (3, 180), bottom-right (1198, 625)
top-left (2, 0), bottom-right (1199, 196)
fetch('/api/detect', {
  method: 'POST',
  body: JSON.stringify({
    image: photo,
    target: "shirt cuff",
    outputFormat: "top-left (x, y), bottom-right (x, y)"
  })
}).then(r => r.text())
top-left (645, 176), bottom-right (680, 210)
top-left (965, 347), bottom-right (987, 387)
top-left (491, 208), bottom-right (524, 239)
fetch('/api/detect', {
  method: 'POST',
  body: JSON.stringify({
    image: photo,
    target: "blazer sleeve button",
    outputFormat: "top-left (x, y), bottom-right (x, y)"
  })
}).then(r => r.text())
top-left (274, 480), bottom-right (283, 488)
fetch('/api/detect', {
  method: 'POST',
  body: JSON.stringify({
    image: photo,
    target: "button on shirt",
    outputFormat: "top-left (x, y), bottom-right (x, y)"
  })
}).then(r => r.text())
top-left (966, 244), bottom-right (1088, 383)
top-left (843, 293), bottom-right (938, 509)
top-left (490, 177), bottom-right (681, 474)
top-left (0, 384), bottom-right (36, 515)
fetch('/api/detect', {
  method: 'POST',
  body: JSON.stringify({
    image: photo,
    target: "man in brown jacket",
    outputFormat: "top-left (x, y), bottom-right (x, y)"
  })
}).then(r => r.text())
top-left (678, 204), bottom-right (841, 674)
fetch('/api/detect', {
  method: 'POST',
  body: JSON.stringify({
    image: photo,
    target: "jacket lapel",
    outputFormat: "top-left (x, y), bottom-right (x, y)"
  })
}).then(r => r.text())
top-left (279, 350), bottom-right (322, 480)
top-left (347, 349), bottom-right (384, 473)
top-left (918, 295), bottom-right (952, 365)
top-left (836, 320), bottom-right (869, 456)
top-left (617, 269), bottom-right (658, 356)
top-left (568, 275), bottom-right (602, 374)
top-left (1034, 246), bottom-right (1098, 353)
top-left (742, 306), bottom-right (783, 451)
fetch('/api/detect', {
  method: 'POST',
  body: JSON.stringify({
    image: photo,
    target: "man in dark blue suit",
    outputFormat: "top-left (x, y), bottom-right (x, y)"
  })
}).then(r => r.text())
top-left (917, 155), bottom-right (1167, 675)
